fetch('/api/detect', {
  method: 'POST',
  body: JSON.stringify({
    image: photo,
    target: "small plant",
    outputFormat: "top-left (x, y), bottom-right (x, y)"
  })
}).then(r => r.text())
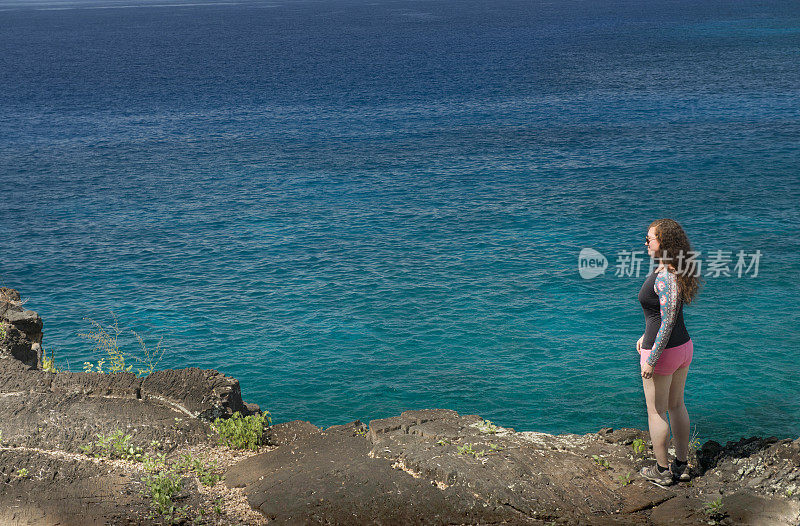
top-left (632, 438), bottom-right (647, 456)
top-left (477, 419), bottom-right (499, 434)
top-left (457, 443), bottom-right (486, 458)
top-left (197, 466), bottom-right (223, 487)
top-left (704, 496), bottom-right (723, 512)
top-left (142, 451), bottom-right (167, 473)
top-left (16, 467), bottom-right (29, 478)
top-left (173, 453), bottom-right (195, 471)
top-left (457, 443), bottom-right (475, 456)
top-left (100, 430), bottom-right (144, 461)
top-left (83, 358), bottom-right (106, 373)
top-left (41, 346), bottom-right (61, 373)
top-left (592, 455), bottom-right (610, 469)
top-left (617, 472), bottom-right (632, 486)
top-left (689, 425), bottom-right (701, 451)
top-left (436, 439), bottom-right (451, 446)
top-left (210, 411), bottom-right (271, 451)
top-left (354, 427), bottom-right (368, 437)
top-left (703, 497), bottom-right (725, 524)
top-left (132, 329), bottom-right (165, 377)
top-left (79, 314), bottom-right (165, 377)
top-left (174, 453), bottom-right (223, 487)
top-left (488, 443), bottom-right (503, 452)
top-left (213, 497), bottom-right (223, 515)
top-left (143, 467), bottom-right (183, 520)
top-left (83, 430), bottom-right (145, 462)
top-left (0, 322), bottom-right (7, 340)
top-left (80, 315), bottom-right (131, 373)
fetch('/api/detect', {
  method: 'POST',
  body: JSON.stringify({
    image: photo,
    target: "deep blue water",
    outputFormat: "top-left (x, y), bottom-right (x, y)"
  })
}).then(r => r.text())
top-left (1, 0), bottom-right (799, 443)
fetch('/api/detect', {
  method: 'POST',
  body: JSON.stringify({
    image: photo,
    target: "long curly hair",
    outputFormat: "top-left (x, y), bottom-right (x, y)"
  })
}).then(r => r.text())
top-left (649, 218), bottom-right (702, 304)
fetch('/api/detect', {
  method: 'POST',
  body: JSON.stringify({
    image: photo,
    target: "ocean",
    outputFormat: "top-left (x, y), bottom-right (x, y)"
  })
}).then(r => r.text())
top-left (1, 0), bottom-right (799, 443)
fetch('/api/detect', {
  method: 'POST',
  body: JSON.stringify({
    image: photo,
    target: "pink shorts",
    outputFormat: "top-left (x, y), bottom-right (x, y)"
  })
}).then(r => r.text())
top-left (640, 339), bottom-right (693, 376)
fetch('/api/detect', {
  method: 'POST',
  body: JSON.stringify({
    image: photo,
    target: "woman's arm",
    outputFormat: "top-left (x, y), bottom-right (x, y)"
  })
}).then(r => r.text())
top-left (646, 270), bottom-right (680, 367)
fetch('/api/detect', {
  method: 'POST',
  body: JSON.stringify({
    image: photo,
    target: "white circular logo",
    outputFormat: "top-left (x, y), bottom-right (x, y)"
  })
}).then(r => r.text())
top-left (578, 248), bottom-right (607, 279)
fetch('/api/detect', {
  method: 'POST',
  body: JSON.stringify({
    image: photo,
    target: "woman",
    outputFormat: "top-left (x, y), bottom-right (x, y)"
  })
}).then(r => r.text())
top-left (637, 218), bottom-right (701, 486)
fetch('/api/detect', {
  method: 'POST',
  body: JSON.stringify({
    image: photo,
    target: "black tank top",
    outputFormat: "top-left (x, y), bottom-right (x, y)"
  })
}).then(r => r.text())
top-left (638, 270), bottom-right (690, 349)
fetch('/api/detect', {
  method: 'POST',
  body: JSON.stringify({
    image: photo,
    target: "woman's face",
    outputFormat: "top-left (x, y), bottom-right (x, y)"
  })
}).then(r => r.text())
top-left (645, 226), bottom-right (660, 258)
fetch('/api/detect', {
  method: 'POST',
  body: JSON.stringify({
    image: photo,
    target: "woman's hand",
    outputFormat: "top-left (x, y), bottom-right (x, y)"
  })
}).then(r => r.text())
top-left (641, 362), bottom-right (655, 379)
top-left (636, 335), bottom-right (644, 355)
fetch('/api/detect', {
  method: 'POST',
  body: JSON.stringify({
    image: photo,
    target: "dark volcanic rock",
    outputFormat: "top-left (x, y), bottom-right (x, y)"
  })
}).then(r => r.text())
top-left (51, 369), bottom-right (143, 398)
top-left (1, 290), bottom-right (798, 525)
top-left (692, 436), bottom-right (800, 504)
top-left (0, 343), bottom-right (266, 525)
top-left (0, 356), bottom-right (52, 391)
top-left (264, 419), bottom-right (322, 446)
top-left (721, 491), bottom-right (800, 526)
top-left (0, 448), bottom-right (144, 526)
top-left (226, 419), bottom-right (516, 525)
top-left (0, 357), bottom-right (258, 455)
top-left (226, 409), bottom-right (800, 525)
top-left (0, 288), bottom-right (43, 368)
top-left (141, 367), bottom-right (260, 421)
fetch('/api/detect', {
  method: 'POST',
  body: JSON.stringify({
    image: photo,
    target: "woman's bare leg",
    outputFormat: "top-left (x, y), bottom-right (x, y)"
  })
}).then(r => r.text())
top-left (643, 373), bottom-right (673, 467)
top-left (667, 366), bottom-right (690, 462)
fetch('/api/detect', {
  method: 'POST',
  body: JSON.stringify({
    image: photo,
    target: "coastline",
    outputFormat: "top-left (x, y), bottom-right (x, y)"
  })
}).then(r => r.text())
top-left (1, 289), bottom-right (798, 525)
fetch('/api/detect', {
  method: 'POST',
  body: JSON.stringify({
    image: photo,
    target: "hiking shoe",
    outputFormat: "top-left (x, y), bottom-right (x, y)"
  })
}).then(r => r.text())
top-left (639, 464), bottom-right (673, 486)
top-left (670, 460), bottom-right (691, 482)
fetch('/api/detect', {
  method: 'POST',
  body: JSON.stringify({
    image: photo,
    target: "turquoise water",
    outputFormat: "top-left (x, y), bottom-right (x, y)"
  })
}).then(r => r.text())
top-left (1, 0), bottom-right (798, 443)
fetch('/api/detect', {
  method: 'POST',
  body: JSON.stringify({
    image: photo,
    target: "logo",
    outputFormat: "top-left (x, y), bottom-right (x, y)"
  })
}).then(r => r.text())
top-left (578, 248), bottom-right (608, 279)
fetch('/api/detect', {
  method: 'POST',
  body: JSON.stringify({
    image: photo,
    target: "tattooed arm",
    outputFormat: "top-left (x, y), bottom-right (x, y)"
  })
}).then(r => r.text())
top-left (646, 269), bottom-right (680, 367)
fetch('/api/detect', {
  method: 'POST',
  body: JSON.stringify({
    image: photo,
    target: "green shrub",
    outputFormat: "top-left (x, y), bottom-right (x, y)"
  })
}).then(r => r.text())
top-left (457, 443), bottom-right (486, 458)
top-left (703, 497), bottom-right (726, 524)
top-left (143, 468), bottom-right (183, 518)
top-left (631, 438), bottom-right (647, 456)
top-left (174, 453), bottom-right (223, 487)
top-left (704, 497), bottom-right (723, 514)
top-left (210, 412), bottom-right (271, 451)
top-left (142, 452), bottom-right (167, 473)
top-left (131, 329), bottom-right (165, 376)
top-left (689, 425), bottom-right (701, 451)
top-left (41, 346), bottom-right (62, 373)
top-left (80, 315), bottom-right (130, 373)
top-left (80, 314), bottom-right (165, 376)
top-left (477, 419), bottom-right (499, 434)
top-left (591, 455), bottom-right (610, 468)
top-left (82, 430), bottom-right (145, 462)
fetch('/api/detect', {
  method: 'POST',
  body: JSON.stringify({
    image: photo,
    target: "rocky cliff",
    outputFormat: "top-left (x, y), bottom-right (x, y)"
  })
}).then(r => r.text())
top-left (0, 289), bottom-right (797, 525)
top-left (0, 287), bottom-right (43, 368)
